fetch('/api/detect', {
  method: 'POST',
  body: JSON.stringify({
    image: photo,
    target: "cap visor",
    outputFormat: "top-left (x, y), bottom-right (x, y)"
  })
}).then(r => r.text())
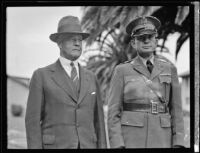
top-left (134, 29), bottom-right (156, 37)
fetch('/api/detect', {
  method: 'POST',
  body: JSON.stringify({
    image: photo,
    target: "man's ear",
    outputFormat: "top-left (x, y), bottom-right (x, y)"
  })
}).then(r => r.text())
top-left (130, 39), bottom-right (136, 48)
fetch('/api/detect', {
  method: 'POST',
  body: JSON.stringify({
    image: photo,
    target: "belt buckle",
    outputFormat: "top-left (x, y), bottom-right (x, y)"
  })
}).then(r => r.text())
top-left (151, 100), bottom-right (158, 114)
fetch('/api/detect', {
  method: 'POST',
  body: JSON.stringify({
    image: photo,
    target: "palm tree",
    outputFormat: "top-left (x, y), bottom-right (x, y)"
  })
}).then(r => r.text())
top-left (81, 6), bottom-right (190, 104)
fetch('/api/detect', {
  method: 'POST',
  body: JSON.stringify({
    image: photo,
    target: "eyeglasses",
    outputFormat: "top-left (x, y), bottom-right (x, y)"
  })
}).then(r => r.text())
top-left (134, 34), bottom-right (157, 42)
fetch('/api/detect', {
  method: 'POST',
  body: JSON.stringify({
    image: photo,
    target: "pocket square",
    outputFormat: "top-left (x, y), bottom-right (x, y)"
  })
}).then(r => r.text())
top-left (91, 92), bottom-right (96, 95)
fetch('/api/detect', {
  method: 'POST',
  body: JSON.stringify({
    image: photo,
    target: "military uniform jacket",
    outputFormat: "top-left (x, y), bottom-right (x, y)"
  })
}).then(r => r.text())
top-left (107, 55), bottom-right (185, 148)
top-left (25, 60), bottom-right (107, 149)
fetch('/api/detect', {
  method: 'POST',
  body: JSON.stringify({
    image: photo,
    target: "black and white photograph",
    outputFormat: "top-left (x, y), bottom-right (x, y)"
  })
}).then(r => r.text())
top-left (0, 2), bottom-right (199, 152)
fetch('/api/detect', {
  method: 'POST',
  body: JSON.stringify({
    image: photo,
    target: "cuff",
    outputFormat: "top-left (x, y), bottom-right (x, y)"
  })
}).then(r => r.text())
top-left (172, 132), bottom-right (185, 147)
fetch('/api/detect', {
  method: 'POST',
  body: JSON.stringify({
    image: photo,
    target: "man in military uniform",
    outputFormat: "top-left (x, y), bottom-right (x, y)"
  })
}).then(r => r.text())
top-left (107, 16), bottom-right (185, 148)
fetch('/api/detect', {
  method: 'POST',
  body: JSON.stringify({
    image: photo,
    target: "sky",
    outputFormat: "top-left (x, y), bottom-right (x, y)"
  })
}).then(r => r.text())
top-left (6, 7), bottom-right (190, 78)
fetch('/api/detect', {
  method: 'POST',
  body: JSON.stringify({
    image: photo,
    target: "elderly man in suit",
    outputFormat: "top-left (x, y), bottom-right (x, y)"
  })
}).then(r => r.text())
top-left (25, 16), bottom-right (107, 149)
top-left (107, 16), bottom-right (185, 148)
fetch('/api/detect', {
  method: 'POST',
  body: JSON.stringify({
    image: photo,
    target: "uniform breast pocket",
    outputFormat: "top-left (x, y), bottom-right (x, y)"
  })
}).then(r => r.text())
top-left (124, 76), bottom-right (145, 100)
top-left (159, 74), bottom-right (171, 84)
top-left (125, 76), bottom-right (141, 85)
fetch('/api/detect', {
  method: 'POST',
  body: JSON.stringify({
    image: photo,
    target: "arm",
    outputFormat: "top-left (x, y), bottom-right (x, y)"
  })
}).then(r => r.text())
top-left (169, 65), bottom-right (185, 147)
top-left (107, 66), bottom-right (125, 148)
top-left (25, 69), bottom-right (44, 149)
top-left (94, 75), bottom-right (107, 148)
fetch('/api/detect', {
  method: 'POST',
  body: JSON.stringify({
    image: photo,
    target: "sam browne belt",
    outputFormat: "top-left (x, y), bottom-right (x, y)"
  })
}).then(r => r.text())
top-left (123, 101), bottom-right (168, 114)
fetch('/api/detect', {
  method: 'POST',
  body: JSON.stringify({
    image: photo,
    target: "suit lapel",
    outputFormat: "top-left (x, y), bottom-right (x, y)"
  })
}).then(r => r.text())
top-left (51, 60), bottom-right (78, 102)
top-left (132, 56), bottom-right (150, 78)
top-left (150, 57), bottom-right (164, 80)
top-left (77, 65), bottom-right (90, 104)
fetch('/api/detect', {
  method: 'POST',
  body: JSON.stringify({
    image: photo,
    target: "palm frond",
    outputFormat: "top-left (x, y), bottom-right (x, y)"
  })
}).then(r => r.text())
top-left (175, 6), bottom-right (190, 25)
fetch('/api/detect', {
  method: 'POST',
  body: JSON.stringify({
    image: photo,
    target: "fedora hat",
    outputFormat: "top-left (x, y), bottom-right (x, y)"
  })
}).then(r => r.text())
top-left (126, 16), bottom-right (161, 37)
top-left (50, 16), bottom-right (90, 43)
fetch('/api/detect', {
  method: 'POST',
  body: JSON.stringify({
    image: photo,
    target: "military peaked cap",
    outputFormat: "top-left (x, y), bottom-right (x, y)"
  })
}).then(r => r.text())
top-left (126, 16), bottom-right (161, 37)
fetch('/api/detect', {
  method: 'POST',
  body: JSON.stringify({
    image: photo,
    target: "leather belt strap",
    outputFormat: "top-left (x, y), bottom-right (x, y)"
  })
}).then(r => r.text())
top-left (123, 102), bottom-right (167, 114)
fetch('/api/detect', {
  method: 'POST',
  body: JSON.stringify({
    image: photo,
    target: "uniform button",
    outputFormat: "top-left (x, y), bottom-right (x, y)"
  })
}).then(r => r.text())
top-left (150, 90), bottom-right (153, 93)
top-left (76, 123), bottom-right (79, 127)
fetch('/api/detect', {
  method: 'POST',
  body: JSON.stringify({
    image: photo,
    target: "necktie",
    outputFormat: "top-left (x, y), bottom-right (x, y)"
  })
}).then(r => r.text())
top-left (70, 62), bottom-right (79, 88)
top-left (146, 60), bottom-right (153, 73)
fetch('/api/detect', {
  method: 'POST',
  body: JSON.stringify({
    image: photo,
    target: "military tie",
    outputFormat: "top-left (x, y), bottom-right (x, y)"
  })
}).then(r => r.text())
top-left (146, 60), bottom-right (154, 73)
top-left (70, 62), bottom-right (79, 89)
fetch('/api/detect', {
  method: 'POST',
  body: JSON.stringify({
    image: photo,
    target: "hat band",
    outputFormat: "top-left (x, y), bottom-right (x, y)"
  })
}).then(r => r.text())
top-left (58, 24), bottom-right (82, 33)
top-left (131, 23), bottom-right (157, 37)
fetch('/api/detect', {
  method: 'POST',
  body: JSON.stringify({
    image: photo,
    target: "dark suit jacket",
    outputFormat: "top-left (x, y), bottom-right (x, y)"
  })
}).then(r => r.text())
top-left (107, 55), bottom-right (185, 148)
top-left (25, 60), bottom-right (107, 149)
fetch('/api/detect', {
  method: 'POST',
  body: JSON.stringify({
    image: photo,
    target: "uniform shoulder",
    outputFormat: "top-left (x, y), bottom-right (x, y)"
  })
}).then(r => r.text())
top-left (155, 55), bottom-right (175, 66)
top-left (117, 59), bottom-right (134, 68)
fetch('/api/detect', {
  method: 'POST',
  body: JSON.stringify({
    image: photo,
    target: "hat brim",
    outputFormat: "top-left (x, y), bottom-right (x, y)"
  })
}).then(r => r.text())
top-left (50, 32), bottom-right (90, 43)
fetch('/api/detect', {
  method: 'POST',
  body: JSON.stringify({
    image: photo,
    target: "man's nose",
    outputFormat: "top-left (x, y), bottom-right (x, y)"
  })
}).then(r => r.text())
top-left (143, 37), bottom-right (151, 43)
top-left (74, 40), bottom-right (81, 46)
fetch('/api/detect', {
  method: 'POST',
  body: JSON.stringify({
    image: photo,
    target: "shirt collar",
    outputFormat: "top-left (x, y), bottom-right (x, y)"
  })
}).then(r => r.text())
top-left (138, 54), bottom-right (154, 66)
top-left (59, 56), bottom-right (79, 68)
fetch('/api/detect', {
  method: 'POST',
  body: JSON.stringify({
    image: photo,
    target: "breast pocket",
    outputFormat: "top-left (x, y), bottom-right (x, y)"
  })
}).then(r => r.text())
top-left (124, 76), bottom-right (144, 100)
top-left (159, 74), bottom-right (171, 84)
top-left (125, 76), bottom-right (141, 85)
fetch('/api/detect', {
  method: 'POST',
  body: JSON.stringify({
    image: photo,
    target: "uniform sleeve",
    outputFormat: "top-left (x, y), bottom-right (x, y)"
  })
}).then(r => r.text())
top-left (94, 75), bottom-right (107, 148)
top-left (25, 69), bottom-right (44, 149)
top-left (169, 65), bottom-right (185, 147)
top-left (107, 66), bottom-right (125, 148)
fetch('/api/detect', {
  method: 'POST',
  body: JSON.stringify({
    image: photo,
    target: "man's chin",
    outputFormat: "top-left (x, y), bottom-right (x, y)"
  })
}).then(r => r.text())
top-left (71, 55), bottom-right (81, 61)
top-left (138, 51), bottom-right (154, 58)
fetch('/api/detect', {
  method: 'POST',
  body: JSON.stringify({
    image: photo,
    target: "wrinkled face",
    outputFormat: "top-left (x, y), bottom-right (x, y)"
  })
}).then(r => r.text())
top-left (131, 33), bottom-right (157, 57)
top-left (58, 34), bottom-right (82, 61)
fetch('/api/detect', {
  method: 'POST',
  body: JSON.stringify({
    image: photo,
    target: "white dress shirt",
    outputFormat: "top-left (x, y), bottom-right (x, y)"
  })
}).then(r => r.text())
top-left (59, 56), bottom-right (79, 79)
top-left (138, 54), bottom-right (154, 68)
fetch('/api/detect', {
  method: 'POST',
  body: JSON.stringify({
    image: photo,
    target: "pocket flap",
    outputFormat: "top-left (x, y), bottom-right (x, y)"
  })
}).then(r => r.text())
top-left (121, 112), bottom-right (144, 127)
top-left (160, 115), bottom-right (171, 128)
top-left (124, 76), bottom-right (141, 85)
top-left (43, 135), bottom-right (55, 144)
top-left (159, 74), bottom-right (171, 83)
